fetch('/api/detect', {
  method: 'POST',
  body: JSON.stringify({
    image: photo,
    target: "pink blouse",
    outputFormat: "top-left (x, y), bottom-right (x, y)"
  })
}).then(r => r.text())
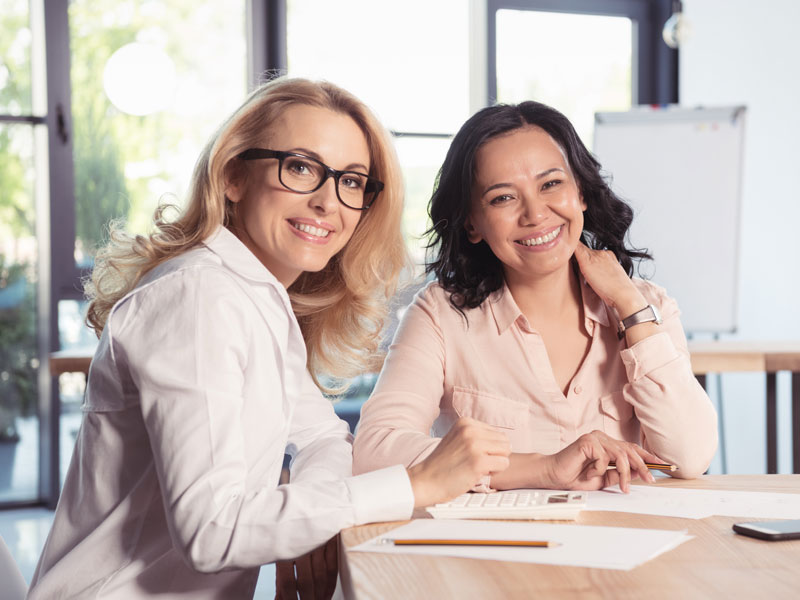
top-left (354, 278), bottom-right (718, 480)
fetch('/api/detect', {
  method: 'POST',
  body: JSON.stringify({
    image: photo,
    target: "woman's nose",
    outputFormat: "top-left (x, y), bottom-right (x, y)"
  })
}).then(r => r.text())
top-left (309, 177), bottom-right (339, 214)
top-left (521, 193), bottom-right (550, 224)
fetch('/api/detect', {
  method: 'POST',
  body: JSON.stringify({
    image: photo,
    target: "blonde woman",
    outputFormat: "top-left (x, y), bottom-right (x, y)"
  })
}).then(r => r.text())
top-left (29, 78), bottom-right (511, 600)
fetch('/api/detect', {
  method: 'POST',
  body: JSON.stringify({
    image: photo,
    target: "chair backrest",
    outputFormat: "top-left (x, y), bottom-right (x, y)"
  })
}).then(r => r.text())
top-left (0, 534), bottom-right (28, 600)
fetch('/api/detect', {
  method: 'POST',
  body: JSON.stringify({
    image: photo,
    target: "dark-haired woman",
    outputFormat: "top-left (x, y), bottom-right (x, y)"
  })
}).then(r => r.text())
top-left (353, 101), bottom-right (718, 492)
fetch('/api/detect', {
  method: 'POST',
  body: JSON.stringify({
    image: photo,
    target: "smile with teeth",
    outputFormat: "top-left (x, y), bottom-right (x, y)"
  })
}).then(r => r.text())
top-left (517, 225), bottom-right (562, 247)
top-left (292, 222), bottom-right (331, 238)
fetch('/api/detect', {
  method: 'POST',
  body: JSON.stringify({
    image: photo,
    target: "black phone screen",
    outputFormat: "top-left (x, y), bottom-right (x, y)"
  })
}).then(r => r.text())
top-left (733, 519), bottom-right (800, 541)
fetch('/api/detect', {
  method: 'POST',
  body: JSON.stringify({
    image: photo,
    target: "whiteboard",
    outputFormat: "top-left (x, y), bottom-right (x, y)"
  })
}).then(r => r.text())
top-left (593, 106), bottom-right (746, 334)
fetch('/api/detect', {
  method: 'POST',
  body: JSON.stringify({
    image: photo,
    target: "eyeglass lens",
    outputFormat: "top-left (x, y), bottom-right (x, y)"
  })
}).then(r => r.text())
top-left (280, 154), bottom-right (374, 209)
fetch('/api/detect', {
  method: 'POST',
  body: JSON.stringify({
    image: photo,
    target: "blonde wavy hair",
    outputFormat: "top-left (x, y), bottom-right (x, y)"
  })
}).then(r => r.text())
top-left (85, 77), bottom-right (408, 391)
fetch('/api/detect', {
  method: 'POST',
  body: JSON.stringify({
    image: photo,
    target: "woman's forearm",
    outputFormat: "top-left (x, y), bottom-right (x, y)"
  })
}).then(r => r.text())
top-left (488, 452), bottom-right (553, 490)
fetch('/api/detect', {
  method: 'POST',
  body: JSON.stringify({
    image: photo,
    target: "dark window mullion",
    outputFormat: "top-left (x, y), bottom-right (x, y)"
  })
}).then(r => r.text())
top-left (42, 0), bottom-right (76, 507)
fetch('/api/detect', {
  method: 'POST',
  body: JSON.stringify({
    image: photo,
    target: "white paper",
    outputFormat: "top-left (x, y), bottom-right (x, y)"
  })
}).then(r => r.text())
top-left (588, 485), bottom-right (800, 520)
top-left (351, 519), bottom-right (691, 571)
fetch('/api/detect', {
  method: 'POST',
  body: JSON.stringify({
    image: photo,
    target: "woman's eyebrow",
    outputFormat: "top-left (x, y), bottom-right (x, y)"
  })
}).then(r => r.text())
top-left (480, 167), bottom-right (567, 196)
top-left (536, 167), bottom-right (566, 179)
top-left (289, 147), bottom-right (368, 173)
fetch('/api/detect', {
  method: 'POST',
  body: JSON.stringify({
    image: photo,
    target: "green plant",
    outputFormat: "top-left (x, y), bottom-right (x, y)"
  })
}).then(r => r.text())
top-left (0, 254), bottom-right (38, 442)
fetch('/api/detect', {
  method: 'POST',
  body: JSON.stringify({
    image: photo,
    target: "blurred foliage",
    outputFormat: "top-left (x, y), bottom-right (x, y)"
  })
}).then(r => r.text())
top-left (0, 1), bottom-right (245, 439)
top-left (0, 256), bottom-right (37, 441)
top-left (1, 2), bottom-right (37, 441)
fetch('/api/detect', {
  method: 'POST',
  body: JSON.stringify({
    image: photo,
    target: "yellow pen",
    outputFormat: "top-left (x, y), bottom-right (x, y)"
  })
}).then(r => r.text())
top-left (384, 539), bottom-right (559, 548)
top-left (608, 461), bottom-right (678, 472)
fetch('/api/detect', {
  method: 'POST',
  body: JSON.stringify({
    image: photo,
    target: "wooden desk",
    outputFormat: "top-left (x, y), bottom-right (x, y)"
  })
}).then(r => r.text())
top-left (49, 348), bottom-right (94, 377)
top-left (688, 341), bottom-right (800, 474)
top-left (340, 475), bottom-right (800, 599)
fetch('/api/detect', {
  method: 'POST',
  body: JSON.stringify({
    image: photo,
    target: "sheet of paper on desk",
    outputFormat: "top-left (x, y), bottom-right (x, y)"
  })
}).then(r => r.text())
top-left (351, 519), bottom-right (691, 571)
top-left (588, 485), bottom-right (800, 519)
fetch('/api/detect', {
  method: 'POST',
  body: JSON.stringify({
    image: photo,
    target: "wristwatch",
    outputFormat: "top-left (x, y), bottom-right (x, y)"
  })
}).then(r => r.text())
top-left (617, 304), bottom-right (662, 339)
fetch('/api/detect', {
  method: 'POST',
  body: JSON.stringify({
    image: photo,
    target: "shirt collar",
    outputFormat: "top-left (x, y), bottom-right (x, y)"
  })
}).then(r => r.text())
top-left (581, 278), bottom-right (612, 328)
top-left (488, 283), bottom-right (525, 335)
top-left (488, 276), bottom-right (612, 335)
top-left (203, 226), bottom-right (283, 286)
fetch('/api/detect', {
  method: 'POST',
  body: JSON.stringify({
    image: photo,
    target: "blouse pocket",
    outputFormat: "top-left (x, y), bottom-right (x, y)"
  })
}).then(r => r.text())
top-left (451, 386), bottom-right (528, 430)
top-left (599, 391), bottom-right (635, 424)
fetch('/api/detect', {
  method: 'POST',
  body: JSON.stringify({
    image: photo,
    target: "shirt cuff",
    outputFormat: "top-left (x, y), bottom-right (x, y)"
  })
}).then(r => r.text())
top-left (345, 464), bottom-right (414, 525)
top-left (620, 331), bottom-right (681, 381)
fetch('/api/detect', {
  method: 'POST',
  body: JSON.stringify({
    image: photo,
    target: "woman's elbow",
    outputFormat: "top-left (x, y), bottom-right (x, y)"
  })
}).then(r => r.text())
top-left (670, 431), bottom-right (719, 479)
top-left (352, 431), bottom-right (380, 475)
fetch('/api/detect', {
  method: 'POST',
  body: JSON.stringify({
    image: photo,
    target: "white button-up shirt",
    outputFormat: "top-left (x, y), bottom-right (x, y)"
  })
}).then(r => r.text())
top-left (29, 227), bottom-right (413, 599)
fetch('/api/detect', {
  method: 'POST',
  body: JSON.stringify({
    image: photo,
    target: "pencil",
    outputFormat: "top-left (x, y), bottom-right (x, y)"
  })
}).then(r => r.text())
top-left (385, 539), bottom-right (558, 548)
top-left (608, 461), bottom-right (678, 472)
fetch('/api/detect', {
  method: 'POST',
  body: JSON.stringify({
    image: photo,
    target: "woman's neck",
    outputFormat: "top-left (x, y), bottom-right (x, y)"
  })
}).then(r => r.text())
top-left (504, 261), bottom-right (582, 326)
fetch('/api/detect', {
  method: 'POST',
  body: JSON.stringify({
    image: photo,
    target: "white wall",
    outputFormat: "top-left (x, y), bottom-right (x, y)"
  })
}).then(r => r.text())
top-left (680, 0), bottom-right (800, 473)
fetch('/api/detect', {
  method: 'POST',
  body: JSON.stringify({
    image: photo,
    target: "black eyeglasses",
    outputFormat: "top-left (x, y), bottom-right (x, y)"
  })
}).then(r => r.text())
top-left (237, 148), bottom-right (383, 210)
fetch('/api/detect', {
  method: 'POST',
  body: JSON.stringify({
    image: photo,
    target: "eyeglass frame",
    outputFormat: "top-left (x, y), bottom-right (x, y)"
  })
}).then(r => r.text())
top-left (236, 148), bottom-right (384, 211)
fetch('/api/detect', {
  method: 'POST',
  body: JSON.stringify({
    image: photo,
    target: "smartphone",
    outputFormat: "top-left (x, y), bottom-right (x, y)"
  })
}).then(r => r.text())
top-left (732, 519), bottom-right (800, 541)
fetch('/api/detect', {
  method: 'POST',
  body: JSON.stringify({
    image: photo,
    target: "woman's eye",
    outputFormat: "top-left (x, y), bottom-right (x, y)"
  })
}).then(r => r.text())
top-left (541, 179), bottom-right (562, 191)
top-left (489, 194), bottom-right (514, 205)
top-left (341, 174), bottom-right (366, 190)
top-left (285, 158), bottom-right (314, 177)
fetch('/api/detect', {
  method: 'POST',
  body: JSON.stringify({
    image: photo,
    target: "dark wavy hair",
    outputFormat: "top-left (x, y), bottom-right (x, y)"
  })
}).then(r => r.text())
top-left (426, 101), bottom-right (651, 315)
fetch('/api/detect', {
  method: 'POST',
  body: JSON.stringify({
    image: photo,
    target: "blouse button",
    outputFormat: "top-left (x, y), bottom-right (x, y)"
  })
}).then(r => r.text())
top-left (573, 385), bottom-right (583, 394)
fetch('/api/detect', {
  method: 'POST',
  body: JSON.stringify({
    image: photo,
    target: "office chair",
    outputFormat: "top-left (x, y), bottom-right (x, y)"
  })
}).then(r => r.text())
top-left (0, 534), bottom-right (28, 600)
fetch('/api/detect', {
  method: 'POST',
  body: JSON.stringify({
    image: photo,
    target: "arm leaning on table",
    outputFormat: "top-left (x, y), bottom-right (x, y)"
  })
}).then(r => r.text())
top-left (353, 285), bottom-right (450, 475)
top-left (612, 279), bottom-right (719, 479)
top-left (353, 280), bottom-right (719, 482)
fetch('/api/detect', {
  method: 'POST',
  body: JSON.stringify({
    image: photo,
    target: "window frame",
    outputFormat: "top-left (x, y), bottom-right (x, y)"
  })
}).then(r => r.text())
top-left (3, 0), bottom-right (678, 508)
top-left (486, 0), bottom-right (678, 106)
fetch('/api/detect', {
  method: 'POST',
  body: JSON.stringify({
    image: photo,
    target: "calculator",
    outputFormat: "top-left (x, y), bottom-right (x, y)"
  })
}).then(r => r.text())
top-left (426, 490), bottom-right (586, 520)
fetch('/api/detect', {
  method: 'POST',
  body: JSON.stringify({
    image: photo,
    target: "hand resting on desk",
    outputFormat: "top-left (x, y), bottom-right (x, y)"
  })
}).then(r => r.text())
top-left (489, 430), bottom-right (661, 493)
top-left (407, 417), bottom-right (511, 508)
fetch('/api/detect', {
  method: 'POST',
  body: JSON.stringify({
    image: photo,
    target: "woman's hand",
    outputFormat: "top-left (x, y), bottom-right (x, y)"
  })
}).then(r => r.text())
top-left (275, 535), bottom-right (338, 600)
top-left (573, 242), bottom-right (647, 317)
top-left (544, 430), bottom-right (661, 492)
top-left (407, 417), bottom-right (511, 508)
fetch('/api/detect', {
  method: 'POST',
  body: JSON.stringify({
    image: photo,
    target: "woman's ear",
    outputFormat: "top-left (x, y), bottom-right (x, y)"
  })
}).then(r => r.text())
top-left (224, 160), bottom-right (246, 204)
top-left (464, 216), bottom-right (483, 244)
top-left (225, 180), bottom-right (244, 204)
top-left (580, 191), bottom-right (587, 212)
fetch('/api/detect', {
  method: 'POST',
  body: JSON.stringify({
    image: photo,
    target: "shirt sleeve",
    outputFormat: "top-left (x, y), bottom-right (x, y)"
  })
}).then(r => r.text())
top-left (112, 268), bottom-right (413, 572)
top-left (353, 286), bottom-right (445, 475)
top-left (285, 370), bottom-right (354, 484)
top-left (619, 282), bottom-right (719, 478)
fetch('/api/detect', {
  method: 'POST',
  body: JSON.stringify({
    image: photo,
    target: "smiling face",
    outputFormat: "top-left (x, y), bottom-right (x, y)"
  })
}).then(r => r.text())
top-left (226, 104), bottom-right (370, 287)
top-left (465, 125), bottom-right (586, 285)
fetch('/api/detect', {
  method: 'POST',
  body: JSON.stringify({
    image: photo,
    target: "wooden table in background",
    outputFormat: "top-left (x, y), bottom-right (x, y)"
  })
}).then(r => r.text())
top-left (688, 341), bottom-right (800, 473)
top-left (48, 342), bottom-right (800, 473)
top-left (49, 347), bottom-right (93, 377)
top-left (339, 475), bottom-right (800, 600)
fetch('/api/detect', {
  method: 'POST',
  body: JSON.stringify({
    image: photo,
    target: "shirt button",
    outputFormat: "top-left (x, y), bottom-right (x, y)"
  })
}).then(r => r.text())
top-left (574, 385), bottom-right (582, 394)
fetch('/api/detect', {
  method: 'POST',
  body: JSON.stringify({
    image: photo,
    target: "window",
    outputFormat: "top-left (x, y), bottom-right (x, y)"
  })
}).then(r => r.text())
top-left (0, 1), bottom-right (679, 506)
top-left (0, 0), bottom-right (46, 505)
top-left (286, 0), bottom-right (471, 267)
top-left (0, 0), bottom-right (249, 508)
top-left (488, 0), bottom-right (678, 148)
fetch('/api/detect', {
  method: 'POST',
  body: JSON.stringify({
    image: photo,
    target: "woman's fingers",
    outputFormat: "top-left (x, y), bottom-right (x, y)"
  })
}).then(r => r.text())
top-left (409, 418), bottom-right (512, 507)
top-left (556, 430), bottom-right (663, 492)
